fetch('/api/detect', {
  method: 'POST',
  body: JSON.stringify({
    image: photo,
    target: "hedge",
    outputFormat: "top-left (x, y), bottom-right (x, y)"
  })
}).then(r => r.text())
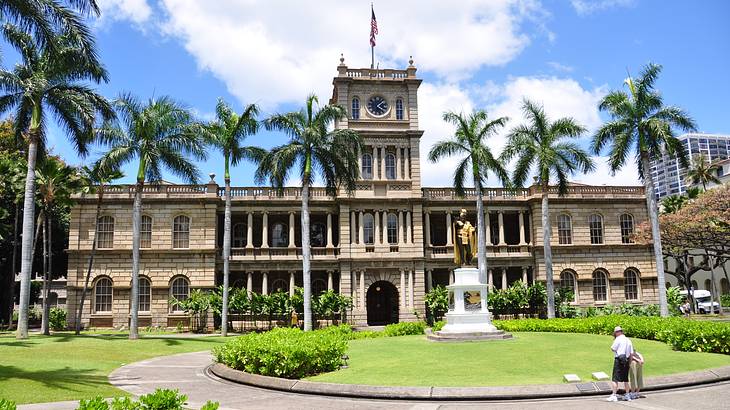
top-left (495, 316), bottom-right (730, 354)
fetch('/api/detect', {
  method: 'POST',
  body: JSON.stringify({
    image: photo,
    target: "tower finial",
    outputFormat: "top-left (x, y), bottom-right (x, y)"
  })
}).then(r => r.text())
top-left (339, 53), bottom-right (345, 65)
top-left (408, 55), bottom-right (414, 66)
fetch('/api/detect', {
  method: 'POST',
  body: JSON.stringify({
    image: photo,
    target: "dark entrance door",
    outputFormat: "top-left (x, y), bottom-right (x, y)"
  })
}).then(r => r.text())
top-left (366, 281), bottom-right (399, 325)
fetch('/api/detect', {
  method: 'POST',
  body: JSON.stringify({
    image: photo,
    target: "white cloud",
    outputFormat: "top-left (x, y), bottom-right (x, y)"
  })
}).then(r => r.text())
top-left (547, 61), bottom-right (574, 73)
top-left (96, 0), bottom-right (152, 25)
top-left (570, 0), bottom-right (635, 15)
top-left (575, 156), bottom-right (640, 185)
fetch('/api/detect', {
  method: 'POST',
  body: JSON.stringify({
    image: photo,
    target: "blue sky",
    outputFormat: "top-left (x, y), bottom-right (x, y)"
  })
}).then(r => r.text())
top-left (5, 0), bottom-right (729, 187)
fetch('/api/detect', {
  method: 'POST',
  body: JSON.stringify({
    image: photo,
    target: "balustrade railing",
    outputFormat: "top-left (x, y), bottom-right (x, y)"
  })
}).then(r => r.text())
top-left (227, 247), bottom-right (339, 259)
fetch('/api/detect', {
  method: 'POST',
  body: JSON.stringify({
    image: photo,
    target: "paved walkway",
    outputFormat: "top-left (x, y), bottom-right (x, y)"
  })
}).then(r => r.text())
top-left (100, 351), bottom-right (730, 410)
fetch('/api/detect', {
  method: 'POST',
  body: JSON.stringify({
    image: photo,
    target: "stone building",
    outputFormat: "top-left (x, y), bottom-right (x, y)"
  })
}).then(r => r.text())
top-left (66, 59), bottom-right (659, 329)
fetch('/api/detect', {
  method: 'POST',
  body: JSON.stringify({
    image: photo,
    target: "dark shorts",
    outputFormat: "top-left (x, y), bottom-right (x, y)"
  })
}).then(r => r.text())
top-left (612, 356), bottom-right (630, 382)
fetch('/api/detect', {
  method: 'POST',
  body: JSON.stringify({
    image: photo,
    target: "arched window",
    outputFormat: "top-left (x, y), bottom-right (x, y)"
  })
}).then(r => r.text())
top-left (387, 213), bottom-right (398, 244)
top-left (140, 215), bottom-right (152, 249)
top-left (170, 276), bottom-right (190, 313)
top-left (691, 280), bottom-right (698, 290)
top-left (395, 98), bottom-right (404, 120)
top-left (271, 222), bottom-right (288, 247)
top-left (589, 214), bottom-right (604, 244)
top-left (592, 270), bottom-right (608, 302)
top-left (310, 222), bottom-right (326, 247)
top-left (721, 278), bottom-right (729, 295)
top-left (172, 215), bottom-right (190, 249)
top-left (271, 279), bottom-right (288, 293)
top-left (620, 214), bottom-right (634, 244)
top-left (385, 153), bottom-right (396, 179)
top-left (557, 214), bottom-right (572, 245)
top-left (138, 277), bottom-right (151, 312)
top-left (361, 153), bottom-right (373, 179)
top-left (624, 269), bottom-right (639, 301)
top-left (312, 279), bottom-right (327, 295)
top-left (94, 277), bottom-right (113, 313)
top-left (97, 216), bottom-right (114, 249)
top-left (232, 223), bottom-right (247, 248)
top-left (559, 270), bottom-right (577, 302)
top-left (704, 279), bottom-right (712, 291)
top-left (352, 98), bottom-right (360, 119)
top-left (363, 213), bottom-right (374, 244)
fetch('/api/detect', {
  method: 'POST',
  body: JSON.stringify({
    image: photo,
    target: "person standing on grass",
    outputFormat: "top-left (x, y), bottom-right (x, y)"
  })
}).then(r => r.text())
top-left (629, 350), bottom-right (645, 399)
top-left (607, 326), bottom-right (634, 402)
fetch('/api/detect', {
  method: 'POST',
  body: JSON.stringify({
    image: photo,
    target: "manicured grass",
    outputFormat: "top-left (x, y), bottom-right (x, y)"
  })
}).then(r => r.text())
top-left (307, 332), bottom-right (730, 386)
top-left (0, 332), bottom-right (227, 404)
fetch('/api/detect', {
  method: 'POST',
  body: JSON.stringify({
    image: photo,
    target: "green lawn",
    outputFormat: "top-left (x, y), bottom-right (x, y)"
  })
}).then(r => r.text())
top-left (0, 332), bottom-right (227, 404)
top-left (307, 332), bottom-right (730, 386)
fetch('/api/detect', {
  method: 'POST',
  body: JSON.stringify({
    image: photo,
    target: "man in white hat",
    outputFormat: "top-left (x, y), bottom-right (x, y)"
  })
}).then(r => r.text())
top-left (607, 326), bottom-right (634, 402)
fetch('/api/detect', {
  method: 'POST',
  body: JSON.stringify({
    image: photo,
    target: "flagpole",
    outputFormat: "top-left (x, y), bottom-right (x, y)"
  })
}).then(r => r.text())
top-left (370, 3), bottom-right (375, 69)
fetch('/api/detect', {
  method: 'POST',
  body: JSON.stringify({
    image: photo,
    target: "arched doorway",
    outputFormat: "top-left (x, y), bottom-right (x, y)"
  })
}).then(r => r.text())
top-left (366, 281), bottom-right (399, 326)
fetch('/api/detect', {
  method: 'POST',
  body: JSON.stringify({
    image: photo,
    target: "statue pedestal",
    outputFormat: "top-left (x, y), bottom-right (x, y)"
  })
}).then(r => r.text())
top-left (427, 267), bottom-right (512, 342)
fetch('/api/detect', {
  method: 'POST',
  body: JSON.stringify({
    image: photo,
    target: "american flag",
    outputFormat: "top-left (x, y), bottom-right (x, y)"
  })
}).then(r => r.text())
top-left (370, 7), bottom-right (378, 47)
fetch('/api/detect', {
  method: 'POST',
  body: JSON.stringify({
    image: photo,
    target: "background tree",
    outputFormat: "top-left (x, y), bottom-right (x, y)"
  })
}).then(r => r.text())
top-left (686, 153), bottom-right (720, 190)
top-left (97, 94), bottom-right (206, 339)
top-left (501, 99), bottom-right (594, 318)
top-left (74, 161), bottom-right (123, 334)
top-left (592, 63), bottom-right (696, 317)
top-left (428, 110), bottom-right (510, 285)
top-left (0, 25), bottom-right (112, 339)
top-left (256, 94), bottom-right (361, 331)
top-left (203, 98), bottom-right (263, 337)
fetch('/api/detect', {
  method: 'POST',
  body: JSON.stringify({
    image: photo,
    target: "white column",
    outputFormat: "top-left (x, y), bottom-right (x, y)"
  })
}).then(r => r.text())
top-left (446, 212), bottom-right (453, 246)
top-left (518, 211), bottom-right (526, 246)
top-left (358, 211), bottom-right (364, 244)
top-left (408, 269), bottom-right (414, 308)
top-left (359, 270), bottom-right (365, 311)
top-left (382, 210), bottom-right (389, 244)
top-left (288, 212), bottom-right (296, 248)
top-left (350, 211), bottom-right (356, 244)
top-left (262, 271), bottom-right (268, 295)
top-left (488, 269), bottom-right (494, 290)
top-left (424, 211), bottom-right (431, 246)
top-left (357, 145), bottom-right (362, 178)
top-left (261, 212), bottom-right (269, 248)
top-left (380, 146), bottom-right (386, 180)
top-left (404, 147), bottom-right (410, 180)
top-left (522, 266), bottom-right (528, 284)
top-left (397, 211), bottom-right (404, 245)
top-left (406, 211), bottom-right (412, 244)
top-left (326, 213), bottom-right (334, 248)
top-left (400, 269), bottom-right (406, 308)
top-left (486, 212), bottom-right (492, 245)
top-left (351, 271), bottom-right (358, 309)
top-left (246, 212), bottom-right (254, 248)
top-left (374, 211), bottom-right (381, 245)
top-left (289, 271), bottom-right (296, 297)
top-left (246, 271), bottom-right (253, 297)
top-left (449, 269), bottom-right (454, 285)
top-left (426, 269), bottom-right (433, 291)
top-left (498, 211), bottom-right (506, 246)
top-left (327, 270), bottom-right (333, 291)
top-left (373, 146), bottom-right (379, 180)
top-left (501, 268), bottom-right (507, 290)
top-left (396, 147), bottom-right (402, 180)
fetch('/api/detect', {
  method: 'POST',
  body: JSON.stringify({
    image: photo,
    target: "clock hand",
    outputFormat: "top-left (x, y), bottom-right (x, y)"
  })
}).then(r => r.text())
top-left (378, 101), bottom-right (386, 110)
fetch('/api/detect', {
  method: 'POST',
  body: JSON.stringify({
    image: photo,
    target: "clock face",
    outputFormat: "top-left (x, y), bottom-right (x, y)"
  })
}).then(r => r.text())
top-left (367, 96), bottom-right (389, 116)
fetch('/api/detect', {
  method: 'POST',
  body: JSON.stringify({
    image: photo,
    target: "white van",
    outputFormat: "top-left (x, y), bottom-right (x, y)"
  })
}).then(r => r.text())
top-left (680, 289), bottom-right (721, 314)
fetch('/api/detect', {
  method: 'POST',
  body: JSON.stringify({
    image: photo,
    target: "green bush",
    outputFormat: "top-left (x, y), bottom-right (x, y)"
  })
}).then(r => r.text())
top-left (0, 398), bottom-right (16, 410)
top-left (383, 321), bottom-right (426, 336)
top-left (75, 389), bottom-right (214, 410)
top-left (431, 320), bottom-right (445, 332)
top-left (495, 316), bottom-right (730, 355)
top-left (425, 285), bottom-right (448, 320)
top-left (49, 307), bottom-right (67, 331)
top-left (213, 327), bottom-right (348, 379)
top-left (137, 388), bottom-right (187, 410)
top-left (721, 294), bottom-right (730, 307)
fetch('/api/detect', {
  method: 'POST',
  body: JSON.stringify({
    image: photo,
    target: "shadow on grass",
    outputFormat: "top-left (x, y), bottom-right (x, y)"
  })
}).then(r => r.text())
top-left (0, 339), bottom-right (34, 348)
top-left (0, 364), bottom-right (108, 393)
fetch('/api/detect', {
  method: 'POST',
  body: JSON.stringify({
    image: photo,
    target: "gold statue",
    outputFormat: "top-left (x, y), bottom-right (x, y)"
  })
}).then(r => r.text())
top-left (453, 209), bottom-right (477, 266)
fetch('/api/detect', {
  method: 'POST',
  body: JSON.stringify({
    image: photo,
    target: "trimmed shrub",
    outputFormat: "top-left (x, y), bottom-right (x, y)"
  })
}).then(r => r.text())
top-left (431, 320), bottom-right (445, 332)
top-left (213, 327), bottom-right (348, 379)
top-left (75, 389), bottom-right (211, 410)
top-left (721, 294), bottom-right (730, 308)
top-left (0, 398), bottom-right (16, 410)
top-left (495, 316), bottom-right (730, 355)
top-left (383, 321), bottom-right (426, 336)
top-left (49, 307), bottom-right (67, 331)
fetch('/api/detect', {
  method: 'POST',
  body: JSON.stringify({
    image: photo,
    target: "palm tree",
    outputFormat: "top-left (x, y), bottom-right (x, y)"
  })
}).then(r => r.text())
top-left (256, 94), bottom-right (361, 331)
top-left (428, 110), bottom-right (510, 285)
top-left (97, 94), bottom-right (206, 339)
top-left (660, 195), bottom-right (686, 215)
top-left (592, 63), bottom-right (696, 317)
top-left (501, 99), bottom-right (595, 318)
top-left (686, 154), bottom-right (720, 191)
top-left (203, 98), bottom-right (264, 337)
top-left (74, 161), bottom-right (123, 335)
top-left (0, 26), bottom-right (112, 339)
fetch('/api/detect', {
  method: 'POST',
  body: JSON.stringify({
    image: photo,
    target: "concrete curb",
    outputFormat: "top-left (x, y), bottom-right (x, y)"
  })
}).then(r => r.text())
top-left (209, 362), bottom-right (730, 401)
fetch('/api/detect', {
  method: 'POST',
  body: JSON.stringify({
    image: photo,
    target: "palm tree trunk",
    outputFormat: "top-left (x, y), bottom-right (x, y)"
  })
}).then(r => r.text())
top-left (41, 214), bottom-right (50, 335)
top-left (542, 190), bottom-right (555, 319)
top-left (76, 187), bottom-right (104, 334)
top-left (130, 181), bottom-right (143, 339)
top-left (301, 180), bottom-right (312, 331)
top-left (640, 154), bottom-right (669, 317)
top-left (221, 177), bottom-right (232, 336)
top-left (7, 205), bottom-right (20, 325)
top-left (16, 134), bottom-right (39, 340)
top-left (475, 184), bottom-right (488, 285)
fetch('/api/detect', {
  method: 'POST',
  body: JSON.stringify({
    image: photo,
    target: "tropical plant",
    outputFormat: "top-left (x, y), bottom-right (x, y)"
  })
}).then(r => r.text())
top-left (97, 94), bottom-right (206, 339)
top-left (501, 99), bottom-right (594, 318)
top-left (202, 98), bottom-right (263, 337)
top-left (424, 285), bottom-right (449, 321)
top-left (686, 153), bottom-right (720, 190)
top-left (255, 94), bottom-right (362, 331)
top-left (428, 110), bottom-right (510, 285)
top-left (592, 63), bottom-right (697, 317)
top-left (0, 27), bottom-right (112, 339)
top-left (74, 161), bottom-right (123, 334)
